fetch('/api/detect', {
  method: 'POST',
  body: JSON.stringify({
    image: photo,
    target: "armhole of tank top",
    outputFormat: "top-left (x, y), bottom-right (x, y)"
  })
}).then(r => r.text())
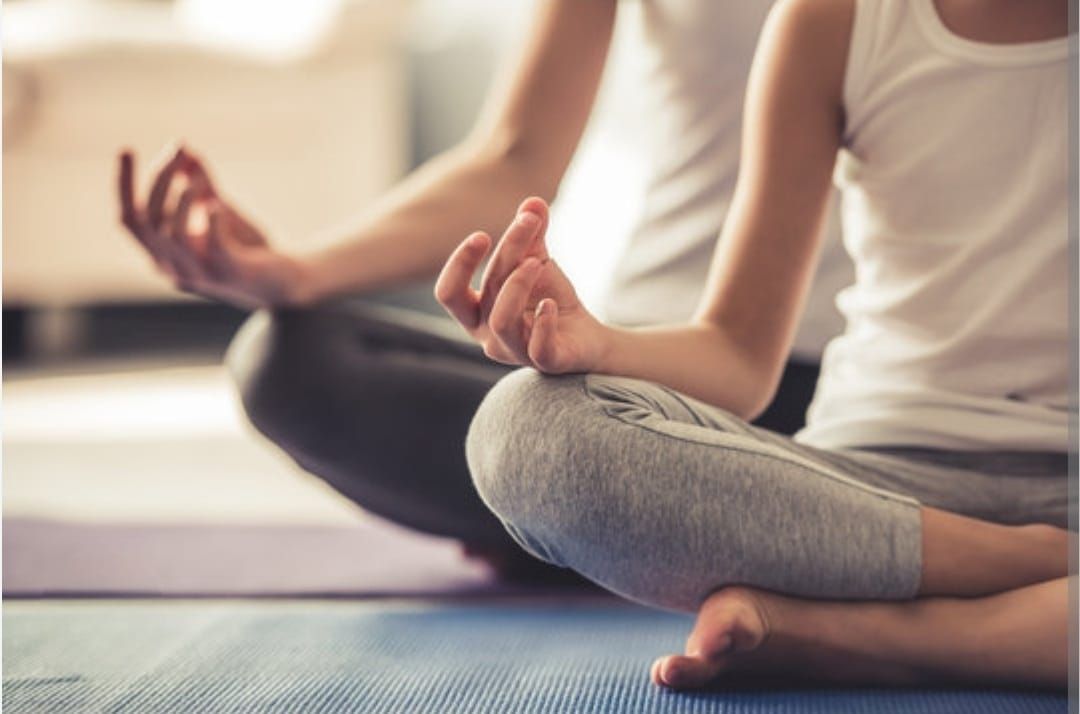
top-left (841, 0), bottom-right (879, 141)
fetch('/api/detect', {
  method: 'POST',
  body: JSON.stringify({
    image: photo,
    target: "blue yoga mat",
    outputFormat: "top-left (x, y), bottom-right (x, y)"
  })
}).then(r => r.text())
top-left (4, 601), bottom-right (1067, 713)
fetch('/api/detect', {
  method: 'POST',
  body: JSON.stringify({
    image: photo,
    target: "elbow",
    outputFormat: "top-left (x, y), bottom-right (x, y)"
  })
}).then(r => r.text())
top-left (739, 386), bottom-right (778, 424)
top-left (725, 372), bottom-right (776, 423)
top-left (693, 319), bottom-right (785, 422)
top-left (737, 356), bottom-right (792, 422)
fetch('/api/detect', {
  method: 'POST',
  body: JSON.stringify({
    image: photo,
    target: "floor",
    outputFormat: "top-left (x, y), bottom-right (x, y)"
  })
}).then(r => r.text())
top-left (3, 354), bottom-right (1073, 712)
top-left (4, 360), bottom-right (361, 526)
top-left (6, 599), bottom-right (1069, 714)
top-left (1, 357), bottom-right (579, 599)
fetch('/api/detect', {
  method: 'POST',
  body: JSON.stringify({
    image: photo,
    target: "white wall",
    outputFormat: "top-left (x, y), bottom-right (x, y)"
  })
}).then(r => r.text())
top-left (408, 0), bottom-right (650, 311)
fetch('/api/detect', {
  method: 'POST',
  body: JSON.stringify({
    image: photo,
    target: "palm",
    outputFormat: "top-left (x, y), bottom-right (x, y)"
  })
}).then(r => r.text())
top-left (191, 204), bottom-right (301, 309)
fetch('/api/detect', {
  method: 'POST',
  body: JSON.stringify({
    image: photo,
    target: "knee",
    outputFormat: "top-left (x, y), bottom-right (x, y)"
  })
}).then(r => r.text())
top-left (465, 369), bottom-right (597, 560)
top-left (225, 308), bottom-right (333, 445)
top-left (465, 369), bottom-right (564, 518)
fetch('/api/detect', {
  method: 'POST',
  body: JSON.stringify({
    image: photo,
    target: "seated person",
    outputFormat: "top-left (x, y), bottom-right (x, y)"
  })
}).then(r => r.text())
top-left (116, 1), bottom-right (851, 578)
top-left (435, 0), bottom-right (1073, 690)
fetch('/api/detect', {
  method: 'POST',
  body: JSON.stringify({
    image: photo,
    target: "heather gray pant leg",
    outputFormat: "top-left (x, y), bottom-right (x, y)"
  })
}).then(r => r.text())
top-left (466, 369), bottom-right (1069, 612)
top-left (224, 298), bottom-right (827, 553)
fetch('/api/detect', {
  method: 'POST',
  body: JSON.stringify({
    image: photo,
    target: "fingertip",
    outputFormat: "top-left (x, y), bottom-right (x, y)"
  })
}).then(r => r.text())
top-left (461, 233), bottom-right (492, 266)
top-left (515, 210), bottom-right (541, 230)
top-left (467, 231), bottom-right (490, 249)
top-left (518, 196), bottom-right (549, 218)
top-left (178, 145), bottom-right (206, 172)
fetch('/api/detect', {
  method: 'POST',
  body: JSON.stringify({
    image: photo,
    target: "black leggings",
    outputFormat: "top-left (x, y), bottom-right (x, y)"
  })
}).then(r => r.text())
top-left (225, 298), bottom-right (821, 552)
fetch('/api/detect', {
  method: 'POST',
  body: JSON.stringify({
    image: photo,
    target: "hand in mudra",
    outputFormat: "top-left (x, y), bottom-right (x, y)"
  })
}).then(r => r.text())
top-left (435, 197), bottom-right (609, 373)
top-left (117, 145), bottom-right (308, 308)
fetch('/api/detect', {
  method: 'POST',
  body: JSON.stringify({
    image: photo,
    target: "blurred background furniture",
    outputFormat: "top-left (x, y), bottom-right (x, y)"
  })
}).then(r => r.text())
top-left (3, 0), bottom-right (416, 360)
top-left (3, 0), bottom-right (410, 308)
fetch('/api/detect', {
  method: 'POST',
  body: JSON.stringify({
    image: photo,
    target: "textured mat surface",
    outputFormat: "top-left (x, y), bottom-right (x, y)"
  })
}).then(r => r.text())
top-left (4, 601), bottom-right (1067, 713)
top-left (4, 518), bottom-right (581, 598)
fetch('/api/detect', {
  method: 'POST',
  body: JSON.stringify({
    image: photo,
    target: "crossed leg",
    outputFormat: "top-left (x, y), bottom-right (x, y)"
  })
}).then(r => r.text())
top-left (654, 521), bottom-right (1073, 690)
top-left (650, 450), bottom-right (1074, 690)
top-left (465, 369), bottom-right (1074, 690)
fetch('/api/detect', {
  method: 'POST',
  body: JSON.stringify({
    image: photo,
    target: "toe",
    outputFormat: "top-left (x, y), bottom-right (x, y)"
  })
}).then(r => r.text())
top-left (658, 654), bottom-right (725, 690)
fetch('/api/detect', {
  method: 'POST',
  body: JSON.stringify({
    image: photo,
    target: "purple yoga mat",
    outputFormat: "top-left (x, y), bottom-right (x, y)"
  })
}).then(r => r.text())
top-left (3, 517), bottom-right (594, 598)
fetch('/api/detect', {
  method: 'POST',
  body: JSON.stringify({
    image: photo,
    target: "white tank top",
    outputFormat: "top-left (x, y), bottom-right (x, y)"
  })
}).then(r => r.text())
top-left (600, 0), bottom-right (853, 361)
top-left (796, 0), bottom-right (1072, 452)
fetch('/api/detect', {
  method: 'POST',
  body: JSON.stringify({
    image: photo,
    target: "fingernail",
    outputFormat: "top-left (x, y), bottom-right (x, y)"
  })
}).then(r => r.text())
top-left (516, 211), bottom-right (540, 229)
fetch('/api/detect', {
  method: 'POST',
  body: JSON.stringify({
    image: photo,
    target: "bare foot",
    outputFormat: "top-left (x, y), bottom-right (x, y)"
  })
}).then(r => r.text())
top-left (652, 586), bottom-right (929, 689)
top-left (650, 587), bottom-right (776, 690)
top-left (652, 577), bottom-right (1070, 690)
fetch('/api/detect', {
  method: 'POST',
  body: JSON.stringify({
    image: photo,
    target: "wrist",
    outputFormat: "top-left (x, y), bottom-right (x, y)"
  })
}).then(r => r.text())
top-left (590, 321), bottom-right (623, 374)
top-left (280, 251), bottom-right (324, 307)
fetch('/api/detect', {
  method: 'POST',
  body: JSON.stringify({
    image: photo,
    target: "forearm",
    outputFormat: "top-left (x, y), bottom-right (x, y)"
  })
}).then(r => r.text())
top-left (595, 322), bottom-right (776, 420)
top-left (585, 0), bottom-right (852, 417)
top-left (291, 140), bottom-right (551, 305)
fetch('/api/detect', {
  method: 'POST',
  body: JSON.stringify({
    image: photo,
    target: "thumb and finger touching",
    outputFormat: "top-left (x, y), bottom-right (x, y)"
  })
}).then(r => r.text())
top-left (204, 206), bottom-right (238, 280)
top-left (527, 297), bottom-right (562, 371)
top-left (487, 256), bottom-right (546, 361)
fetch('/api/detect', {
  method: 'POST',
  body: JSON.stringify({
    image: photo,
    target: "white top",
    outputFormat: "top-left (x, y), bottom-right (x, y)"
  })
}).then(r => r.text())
top-left (796, 0), bottom-right (1072, 451)
top-left (600, 0), bottom-right (853, 361)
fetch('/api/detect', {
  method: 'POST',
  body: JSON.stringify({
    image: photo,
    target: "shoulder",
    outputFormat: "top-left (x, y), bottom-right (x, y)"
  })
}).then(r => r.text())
top-left (756, 0), bottom-right (856, 101)
top-left (766, 0), bottom-right (855, 38)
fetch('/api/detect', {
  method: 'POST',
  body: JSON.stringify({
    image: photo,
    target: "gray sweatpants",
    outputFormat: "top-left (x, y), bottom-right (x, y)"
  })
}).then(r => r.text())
top-left (228, 301), bottom-right (823, 556)
top-left (466, 369), bottom-right (1071, 612)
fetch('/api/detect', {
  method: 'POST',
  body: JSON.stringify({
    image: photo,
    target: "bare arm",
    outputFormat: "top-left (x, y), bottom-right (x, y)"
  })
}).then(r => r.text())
top-left (436, 0), bottom-right (853, 420)
top-left (299, 0), bottom-right (617, 302)
top-left (598, 0), bottom-right (852, 417)
top-left (118, 0), bottom-right (616, 307)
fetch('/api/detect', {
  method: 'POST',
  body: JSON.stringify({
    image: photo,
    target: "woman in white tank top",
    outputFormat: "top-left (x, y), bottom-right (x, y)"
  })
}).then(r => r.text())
top-left (439, 0), bottom-right (1073, 691)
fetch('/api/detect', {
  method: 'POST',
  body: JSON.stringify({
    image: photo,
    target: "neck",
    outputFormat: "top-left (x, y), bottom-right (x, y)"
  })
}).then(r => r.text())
top-left (933, 0), bottom-right (1069, 43)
